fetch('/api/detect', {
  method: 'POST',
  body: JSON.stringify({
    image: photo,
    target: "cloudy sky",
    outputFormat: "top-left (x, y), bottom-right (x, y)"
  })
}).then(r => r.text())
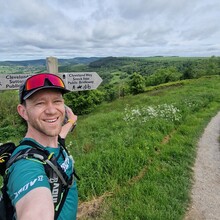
top-left (0, 0), bottom-right (219, 61)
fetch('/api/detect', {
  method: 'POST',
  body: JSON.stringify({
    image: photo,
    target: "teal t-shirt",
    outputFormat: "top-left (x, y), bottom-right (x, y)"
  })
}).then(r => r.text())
top-left (7, 138), bottom-right (78, 220)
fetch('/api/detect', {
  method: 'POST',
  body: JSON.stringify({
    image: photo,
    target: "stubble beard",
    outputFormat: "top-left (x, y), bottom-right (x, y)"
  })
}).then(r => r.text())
top-left (28, 118), bottom-right (63, 138)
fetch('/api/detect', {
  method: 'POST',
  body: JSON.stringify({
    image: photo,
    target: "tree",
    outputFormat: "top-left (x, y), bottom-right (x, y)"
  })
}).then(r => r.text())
top-left (145, 67), bottom-right (182, 86)
top-left (129, 72), bottom-right (145, 95)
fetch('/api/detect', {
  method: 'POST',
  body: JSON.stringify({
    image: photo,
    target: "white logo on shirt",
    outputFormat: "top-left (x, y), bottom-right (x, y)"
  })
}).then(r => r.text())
top-left (61, 156), bottom-right (71, 172)
top-left (14, 175), bottom-right (44, 199)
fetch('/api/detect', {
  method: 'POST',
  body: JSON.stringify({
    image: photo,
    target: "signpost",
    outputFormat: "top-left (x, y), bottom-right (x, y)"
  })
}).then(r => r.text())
top-left (0, 74), bottom-right (33, 90)
top-left (0, 72), bottom-right (102, 91)
top-left (0, 56), bottom-right (102, 91)
top-left (59, 72), bottom-right (103, 91)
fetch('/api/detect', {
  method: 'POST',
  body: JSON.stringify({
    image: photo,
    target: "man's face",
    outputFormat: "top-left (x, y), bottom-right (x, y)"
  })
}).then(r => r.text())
top-left (21, 89), bottom-right (65, 137)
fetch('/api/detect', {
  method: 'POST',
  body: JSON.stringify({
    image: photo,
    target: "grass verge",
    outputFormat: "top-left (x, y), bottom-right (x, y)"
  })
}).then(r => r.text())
top-left (66, 76), bottom-right (220, 219)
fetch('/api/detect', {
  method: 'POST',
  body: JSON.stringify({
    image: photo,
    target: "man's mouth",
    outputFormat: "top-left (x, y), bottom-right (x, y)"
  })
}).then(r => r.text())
top-left (44, 118), bottom-right (58, 123)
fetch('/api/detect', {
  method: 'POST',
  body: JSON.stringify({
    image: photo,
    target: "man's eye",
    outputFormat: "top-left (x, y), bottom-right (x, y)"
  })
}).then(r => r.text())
top-left (36, 102), bottom-right (44, 106)
top-left (55, 100), bottom-right (63, 103)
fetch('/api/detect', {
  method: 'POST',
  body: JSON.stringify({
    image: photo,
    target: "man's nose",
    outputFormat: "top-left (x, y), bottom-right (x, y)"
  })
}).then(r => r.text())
top-left (45, 103), bottom-right (57, 114)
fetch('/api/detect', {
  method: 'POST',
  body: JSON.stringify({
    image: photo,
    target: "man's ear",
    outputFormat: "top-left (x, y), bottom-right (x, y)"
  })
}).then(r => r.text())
top-left (17, 104), bottom-right (28, 121)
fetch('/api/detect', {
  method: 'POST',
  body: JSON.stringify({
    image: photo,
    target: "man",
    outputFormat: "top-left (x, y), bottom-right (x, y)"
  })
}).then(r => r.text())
top-left (7, 73), bottom-right (78, 220)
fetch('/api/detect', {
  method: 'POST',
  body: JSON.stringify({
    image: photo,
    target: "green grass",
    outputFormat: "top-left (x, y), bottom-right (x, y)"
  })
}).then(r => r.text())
top-left (1, 75), bottom-right (220, 219)
top-left (65, 75), bottom-right (220, 219)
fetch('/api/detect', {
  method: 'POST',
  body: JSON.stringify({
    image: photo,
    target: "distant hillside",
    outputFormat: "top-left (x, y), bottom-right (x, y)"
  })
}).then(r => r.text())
top-left (0, 59), bottom-right (46, 66)
top-left (0, 57), bottom-right (101, 67)
top-left (58, 57), bottom-right (101, 65)
top-left (88, 56), bottom-right (134, 68)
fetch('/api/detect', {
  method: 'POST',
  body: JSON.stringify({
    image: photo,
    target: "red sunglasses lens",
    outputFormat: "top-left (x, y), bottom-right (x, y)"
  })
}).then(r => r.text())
top-left (47, 74), bottom-right (65, 88)
top-left (25, 74), bottom-right (65, 91)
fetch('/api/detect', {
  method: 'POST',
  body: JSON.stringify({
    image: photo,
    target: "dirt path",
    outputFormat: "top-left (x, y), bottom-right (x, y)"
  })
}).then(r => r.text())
top-left (184, 112), bottom-right (220, 220)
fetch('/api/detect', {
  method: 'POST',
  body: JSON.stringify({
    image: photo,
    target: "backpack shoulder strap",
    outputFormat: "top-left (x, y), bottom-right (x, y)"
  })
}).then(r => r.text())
top-left (18, 139), bottom-right (74, 182)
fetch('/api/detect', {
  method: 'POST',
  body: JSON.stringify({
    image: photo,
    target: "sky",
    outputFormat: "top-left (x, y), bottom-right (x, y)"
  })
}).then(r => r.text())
top-left (0, 0), bottom-right (220, 61)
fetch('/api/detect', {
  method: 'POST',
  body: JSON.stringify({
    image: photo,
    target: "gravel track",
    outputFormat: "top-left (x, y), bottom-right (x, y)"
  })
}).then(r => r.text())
top-left (185, 112), bottom-right (220, 220)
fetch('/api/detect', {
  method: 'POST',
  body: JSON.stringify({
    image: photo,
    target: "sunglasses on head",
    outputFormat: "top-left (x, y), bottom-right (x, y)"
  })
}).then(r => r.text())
top-left (25, 73), bottom-right (65, 91)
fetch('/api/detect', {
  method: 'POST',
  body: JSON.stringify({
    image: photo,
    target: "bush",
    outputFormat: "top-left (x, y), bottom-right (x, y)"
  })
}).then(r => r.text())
top-left (146, 67), bottom-right (182, 86)
top-left (129, 72), bottom-right (145, 95)
top-left (0, 91), bottom-right (26, 141)
top-left (64, 90), bottom-right (105, 115)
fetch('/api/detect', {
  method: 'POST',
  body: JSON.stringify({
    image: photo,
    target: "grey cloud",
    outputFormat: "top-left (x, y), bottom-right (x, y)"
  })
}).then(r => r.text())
top-left (0, 0), bottom-right (219, 60)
